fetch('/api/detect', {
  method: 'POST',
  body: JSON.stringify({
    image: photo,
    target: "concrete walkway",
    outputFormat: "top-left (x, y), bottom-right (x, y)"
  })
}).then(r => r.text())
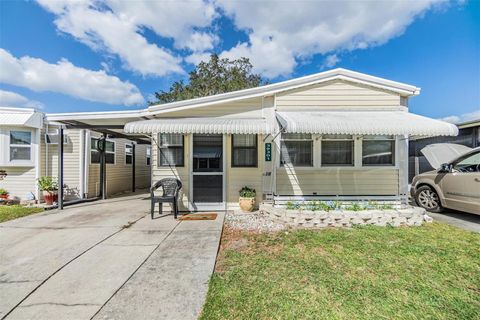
top-left (0, 194), bottom-right (224, 320)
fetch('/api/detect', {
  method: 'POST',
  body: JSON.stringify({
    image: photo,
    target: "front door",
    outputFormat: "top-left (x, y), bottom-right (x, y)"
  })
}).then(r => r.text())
top-left (190, 134), bottom-right (225, 210)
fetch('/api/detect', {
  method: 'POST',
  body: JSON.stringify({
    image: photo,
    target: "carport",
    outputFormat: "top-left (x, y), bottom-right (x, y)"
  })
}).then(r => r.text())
top-left (46, 109), bottom-right (154, 209)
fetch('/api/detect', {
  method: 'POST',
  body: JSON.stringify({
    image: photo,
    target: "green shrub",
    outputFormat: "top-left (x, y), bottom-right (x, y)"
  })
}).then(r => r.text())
top-left (0, 188), bottom-right (8, 196)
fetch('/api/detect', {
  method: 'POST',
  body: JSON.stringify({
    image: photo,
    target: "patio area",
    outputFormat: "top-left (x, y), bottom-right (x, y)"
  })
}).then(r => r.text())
top-left (0, 193), bottom-right (224, 320)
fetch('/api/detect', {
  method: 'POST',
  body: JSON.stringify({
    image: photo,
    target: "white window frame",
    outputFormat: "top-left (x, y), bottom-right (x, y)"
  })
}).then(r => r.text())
top-left (90, 137), bottom-right (116, 165)
top-left (9, 130), bottom-right (33, 163)
top-left (125, 143), bottom-right (133, 165)
top-left (276, 134), bottom-right (399, 170)
top-left (146, 146), bottom-right (151, 166)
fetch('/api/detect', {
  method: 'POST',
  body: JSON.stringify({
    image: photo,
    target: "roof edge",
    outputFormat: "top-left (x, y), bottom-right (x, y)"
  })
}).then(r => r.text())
top-left (147, 68), bottom-right (420, 113)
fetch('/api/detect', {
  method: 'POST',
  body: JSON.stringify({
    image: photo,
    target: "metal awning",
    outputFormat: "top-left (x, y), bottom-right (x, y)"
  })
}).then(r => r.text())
top-left (0, 110), bottom-right (44, 128)
top-left (124, 118), bottom-right (272, 134)
top-left (276, 111), bottom-right (458, 137)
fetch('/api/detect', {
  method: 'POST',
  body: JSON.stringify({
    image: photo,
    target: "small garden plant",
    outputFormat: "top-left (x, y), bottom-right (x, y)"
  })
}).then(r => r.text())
top-left (239, 186), bottom-right (256, 198)
top-left (37, 176), bottom-right (58, 191)
top-left (285, 200), bottom-right (396, 211)
top-left (0, 188), bottom-right (9, 196)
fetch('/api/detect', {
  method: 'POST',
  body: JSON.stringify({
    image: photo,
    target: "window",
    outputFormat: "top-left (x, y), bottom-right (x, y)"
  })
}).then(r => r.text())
top-left (10, 131), bottom-right (32, 161)
top-left (158, 134), bottom-right (184, 166)
top-left (232, 134), bottom-right (257, 167)
top-left (146, 146), bottom-right (151, 166)
top-left (453, 151), bottom-right (480, 173)
top-left (362, 135), bottom-right (395, 166)
top-left (280, 133), bottom-right (313, 166)
top-left (125, 144), bottom-right (133, 165)
top-left (321, 135), bottom-right (354, 166)
top-left (91, 138), bottom-right (115, 164)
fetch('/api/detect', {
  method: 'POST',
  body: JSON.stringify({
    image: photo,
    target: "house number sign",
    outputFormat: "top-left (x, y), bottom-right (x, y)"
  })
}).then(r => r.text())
top-left (265, 143), bottom-right (272, 162)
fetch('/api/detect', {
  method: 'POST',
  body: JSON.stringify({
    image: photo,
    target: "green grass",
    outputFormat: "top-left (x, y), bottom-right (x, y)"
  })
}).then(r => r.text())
top-left (0, 205), bottom-right (44, 223)
top-left (201, 223), bottom-right (480, 320)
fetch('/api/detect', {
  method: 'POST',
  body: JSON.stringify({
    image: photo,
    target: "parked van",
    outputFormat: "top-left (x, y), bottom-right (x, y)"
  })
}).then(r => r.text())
top-left (411, 145), bottom-right (480, 214)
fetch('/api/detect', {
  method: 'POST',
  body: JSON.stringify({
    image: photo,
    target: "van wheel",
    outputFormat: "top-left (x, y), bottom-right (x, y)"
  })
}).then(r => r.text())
top-left (415, 186), bottom-right (443, 213)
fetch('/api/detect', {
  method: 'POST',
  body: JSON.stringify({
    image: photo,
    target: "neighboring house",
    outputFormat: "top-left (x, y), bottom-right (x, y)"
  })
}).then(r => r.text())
top-left (409, 119), bottom-right (480, 181)
top-left (42, 68), bottom-right (457, 211)
top-left (0, 107), bottom-right (151, 202)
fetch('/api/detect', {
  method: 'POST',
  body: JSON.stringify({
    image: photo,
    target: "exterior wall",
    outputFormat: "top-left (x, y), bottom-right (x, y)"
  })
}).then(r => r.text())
top-left (0, 126), bottom-right (40, 201)
top-left (276, 80), bottom-right (401, 110)
top-left (275, 168), bottom-right (399, 196)
top-left (87, 133), bottom-right (151, 198)
top-left (40, 128), bottom-right (82, 201)
top-left (0, 167), bottom-right (36, 201)
top-left (159, 98), bottom-right (263, 118)
top-left (226, 134), bottom-right (264, 209)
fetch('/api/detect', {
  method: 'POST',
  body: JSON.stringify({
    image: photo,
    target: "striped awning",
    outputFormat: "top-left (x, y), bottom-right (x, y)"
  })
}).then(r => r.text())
top-left (124, 118), bottom-right (272, 134)
top-left (276, 111), bottom-right (458, 137)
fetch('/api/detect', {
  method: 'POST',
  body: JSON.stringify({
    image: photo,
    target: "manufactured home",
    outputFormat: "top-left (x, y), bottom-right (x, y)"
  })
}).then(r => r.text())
top-left (0, 69), bottom-right (457, 210)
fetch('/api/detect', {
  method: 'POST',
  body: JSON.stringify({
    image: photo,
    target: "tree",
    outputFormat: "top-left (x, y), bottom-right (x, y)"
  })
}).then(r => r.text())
top-left (151, 54), bottom-right (266, 104)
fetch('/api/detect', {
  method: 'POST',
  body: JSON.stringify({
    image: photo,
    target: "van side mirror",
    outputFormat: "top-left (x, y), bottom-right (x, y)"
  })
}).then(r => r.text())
top-left (438, 163), bottom-right (452, 173)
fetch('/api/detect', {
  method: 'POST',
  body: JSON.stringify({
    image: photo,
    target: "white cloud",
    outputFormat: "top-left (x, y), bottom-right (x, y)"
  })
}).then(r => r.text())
top-left (217, 0), bottom-right (448, 78)
top-left (322, 54), bottom-right (341, 69)
top-left (36, 0), bottom-right (218, 77)
top-left (440, 110), bottom-right (480, 124)
top-left (0, 90), bottom-right (44, 110)
top-left (0, 49), bottom-right (144, 106)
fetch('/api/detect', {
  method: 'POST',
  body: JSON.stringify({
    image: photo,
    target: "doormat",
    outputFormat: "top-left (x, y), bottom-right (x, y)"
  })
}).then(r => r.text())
top-left (178, 213), bottom-right (217, 221)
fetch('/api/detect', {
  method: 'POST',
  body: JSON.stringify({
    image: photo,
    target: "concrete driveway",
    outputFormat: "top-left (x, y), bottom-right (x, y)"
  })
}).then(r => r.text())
top-left (428, 209), bottom-right (480, 233)
top-left (0, 193), bottom-right (224, 320)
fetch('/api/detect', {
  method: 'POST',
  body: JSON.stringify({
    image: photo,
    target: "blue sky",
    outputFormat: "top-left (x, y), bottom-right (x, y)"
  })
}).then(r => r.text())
top-left (0, 0), bottom-right (478, 123)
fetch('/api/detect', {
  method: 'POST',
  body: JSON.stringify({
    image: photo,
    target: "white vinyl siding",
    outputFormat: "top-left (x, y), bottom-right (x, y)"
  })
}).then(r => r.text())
top-left (39, 129), bottom-right (81, 201)
top-left (276, 80), bottom-right (401, 110)
top-left (162, 98), bottom-right (263, 118)
top-left (276, 168), bottom-right (399, 196)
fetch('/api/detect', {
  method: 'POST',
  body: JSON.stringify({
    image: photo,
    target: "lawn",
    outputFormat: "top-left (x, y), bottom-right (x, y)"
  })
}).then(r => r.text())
top-left (0, 205), bottom-right (44, 223)
top-left (201, 223), bottom-right (480, 320)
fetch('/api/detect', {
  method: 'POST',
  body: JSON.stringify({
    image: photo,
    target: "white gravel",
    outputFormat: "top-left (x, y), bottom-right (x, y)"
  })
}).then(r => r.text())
top-left (225, 211), bottom-right (286, 233)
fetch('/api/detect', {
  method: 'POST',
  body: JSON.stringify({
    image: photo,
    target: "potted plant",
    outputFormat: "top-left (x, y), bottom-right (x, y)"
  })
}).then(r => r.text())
top-left (0, 188), bottom-right (9, 200)
top-left (239, 186), bottom-right (256, 212)
top-left (37, 176), bottom-right (59, 205)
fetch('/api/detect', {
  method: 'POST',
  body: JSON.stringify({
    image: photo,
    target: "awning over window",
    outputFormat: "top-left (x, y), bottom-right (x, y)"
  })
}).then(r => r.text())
top-left (276, 111), bottom-right (458, 137)
top-left (0, 111), bottom-right (43, 128)
top-left (124, 118), bottom-right (272, 134)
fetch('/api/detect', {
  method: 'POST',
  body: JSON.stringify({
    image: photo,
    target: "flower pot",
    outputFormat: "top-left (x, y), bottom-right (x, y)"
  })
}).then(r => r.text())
top-left (0, 194), bottom-right (8, 200)
top-left (239, 197), bottom-right (256, 212)
top-left (43, 191), bottom-right (58, 205)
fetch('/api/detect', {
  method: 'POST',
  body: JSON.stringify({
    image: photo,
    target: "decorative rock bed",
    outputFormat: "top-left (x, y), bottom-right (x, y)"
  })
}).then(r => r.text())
top-left (260, 203), bottom-right (432, 228)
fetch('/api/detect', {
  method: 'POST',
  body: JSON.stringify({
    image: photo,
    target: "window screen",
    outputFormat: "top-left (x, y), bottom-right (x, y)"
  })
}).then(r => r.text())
top-left (362, 135), bottom-right (395, 166)
top-left (158, 134), bottom-right (184, 166)
top-left (321, 135), bottom-right (354, 166)
top-left (280, 133), bottom-right (313, 167)
top-left (232, 134), bottom-right (257, 167)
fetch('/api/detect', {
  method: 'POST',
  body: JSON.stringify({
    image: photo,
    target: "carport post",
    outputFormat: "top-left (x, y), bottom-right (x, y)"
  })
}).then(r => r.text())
top-left (57, 126), bottom-right (64, 210)
top-left (132, 143), bottom-right (136, 192)
top-left (99, 133), bottom-right (107, 200)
